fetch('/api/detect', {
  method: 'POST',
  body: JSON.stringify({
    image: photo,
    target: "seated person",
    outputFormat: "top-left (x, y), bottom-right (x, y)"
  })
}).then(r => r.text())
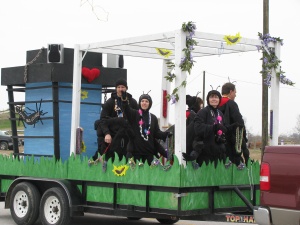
top-left (186, 94), bottom-right (203, 126)
top-left (192, 90), bottom-right (227, 168)
top-left (92, 79), bottom-right (138, 162)
top-left (161, 94), bottom-right (204, 163)
top-left (122, 92), bottom-right (172, 165)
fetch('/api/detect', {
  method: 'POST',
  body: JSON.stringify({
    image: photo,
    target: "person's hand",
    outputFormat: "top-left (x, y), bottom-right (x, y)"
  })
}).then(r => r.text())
top-left (121, 91), bottom-right (127, 101)
top-left (232, 122), bottom-right (243, 129)
top-left (218, 124), bottom-right (227, 133)
top-left (213, 123), bottom-right (220, 133)
top-left (213, 123), bottom-right (227, 134)
top-left (104, 134), bottom-right (112, 143)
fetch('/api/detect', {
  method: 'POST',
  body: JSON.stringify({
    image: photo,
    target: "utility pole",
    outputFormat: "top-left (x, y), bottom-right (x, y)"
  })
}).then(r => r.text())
top-left (202, 71), bottom-right (205, 107)
top-left (262, 0), bottom-right (269, 158)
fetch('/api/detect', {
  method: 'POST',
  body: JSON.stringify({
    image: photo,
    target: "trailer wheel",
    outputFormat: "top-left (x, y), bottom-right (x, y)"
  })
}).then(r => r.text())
top-left (127, 217), bottom-right (141, 220)
top-left (156, 218), bottom-right (179, 224)
top-left (10, 182), bottom-right (41, 225)
top-left (40, 187), bottom-right (70, 225)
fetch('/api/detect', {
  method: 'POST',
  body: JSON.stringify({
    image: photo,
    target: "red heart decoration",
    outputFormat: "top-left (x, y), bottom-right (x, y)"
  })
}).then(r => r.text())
top-left (82, 67), bottom-right (100, 83)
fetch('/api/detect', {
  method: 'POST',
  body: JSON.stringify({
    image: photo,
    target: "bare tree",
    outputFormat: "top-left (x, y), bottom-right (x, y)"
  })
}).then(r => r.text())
top-left (295, 115), bottom-right (300, 134)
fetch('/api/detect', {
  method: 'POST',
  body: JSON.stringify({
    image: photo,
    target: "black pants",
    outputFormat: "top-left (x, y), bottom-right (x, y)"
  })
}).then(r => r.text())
top-left (225, 139), bottom-right (250, 166)
top-left (92, 129), bottom-right (129, 162)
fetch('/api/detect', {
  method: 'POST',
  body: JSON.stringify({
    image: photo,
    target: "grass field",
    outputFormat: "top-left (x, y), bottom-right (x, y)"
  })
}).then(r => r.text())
top-left (0, 111), bottom-right (23, 130)
top-left (249, 148), bottom-right (261, 162)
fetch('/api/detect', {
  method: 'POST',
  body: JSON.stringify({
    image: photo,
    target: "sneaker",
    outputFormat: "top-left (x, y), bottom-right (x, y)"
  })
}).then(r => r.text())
top-left (129, 158), bottom-right (136, 170)
top-left (225, 160), bottom-right (232, 169)
top-left (192, 161), bottom-right (199, 170)
top-left (151, 158), bottom-right (160, 168)
top-left (162, 164), bottom-right (172, 171)
top-left (102, 160), bottom-right (107, 172)
top-left (88, 160), bottom-right (94, 166)
top-left (237, 162), bottom-right (245, 170)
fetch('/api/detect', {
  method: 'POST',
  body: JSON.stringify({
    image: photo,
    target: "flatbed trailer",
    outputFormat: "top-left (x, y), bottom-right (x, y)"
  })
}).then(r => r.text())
top-left (0, 25), bottom-right (281, 225)
top-left (0, 154), bottom-right (259, 225)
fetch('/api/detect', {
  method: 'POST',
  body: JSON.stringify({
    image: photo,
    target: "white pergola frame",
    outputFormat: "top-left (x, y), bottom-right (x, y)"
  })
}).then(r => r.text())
top-left (70, 29), bottom-right (280, 163)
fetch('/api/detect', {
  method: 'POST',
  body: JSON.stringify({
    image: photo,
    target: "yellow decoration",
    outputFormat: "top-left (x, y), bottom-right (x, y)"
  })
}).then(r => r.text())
top-left (112, 164), bottom-right (129, 176)
top-left (81, 141), bottom-right (86, 153)
top-left (155, 48), bottom-right (172, 58)
top-left (81, 90), bottom-right (88, 100)
top-left (224, 32), bottom-right (242, 45)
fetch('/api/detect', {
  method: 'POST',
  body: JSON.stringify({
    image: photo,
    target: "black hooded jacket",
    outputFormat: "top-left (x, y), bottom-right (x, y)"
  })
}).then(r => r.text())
top-left (122, 103), bottom-right (168, 157)
top-left (99, 92), bottom-right (138, 136)
top-left (194, 105), bottom-right (226, 165)
top-left (93, 92), bottom-right (138, 161)
top-left (218, 97), bottom-right (249, 165)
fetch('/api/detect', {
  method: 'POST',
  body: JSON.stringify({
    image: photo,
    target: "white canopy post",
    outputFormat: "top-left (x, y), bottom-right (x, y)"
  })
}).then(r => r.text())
top-left (160, 59), bottom-right (171, 131)
top-left (70, 44), bottom-right (83, 156)
top-left (174, 29), bottom-right (187, 164)
top-left (270, 42), bottom-right (281, 146)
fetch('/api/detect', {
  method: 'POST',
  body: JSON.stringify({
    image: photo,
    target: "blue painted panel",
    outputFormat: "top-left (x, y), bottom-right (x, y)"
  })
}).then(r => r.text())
top-left (79, 105), bottom-right (100, 159)
top-left (58, 100), bottom-right (72, 161)
top-left (58, 82), bottom-right (102, 161)
top-left (22, 82), bottom-right (102, 161)
top-left (57, 83), bottom-right (72, 102)
top-left (24, 82), bottom-right (54, 156)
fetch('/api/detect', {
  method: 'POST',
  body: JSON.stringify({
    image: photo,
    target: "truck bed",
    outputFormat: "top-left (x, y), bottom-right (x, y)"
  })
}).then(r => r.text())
top-left (254, 145), bottom-right (300, 225)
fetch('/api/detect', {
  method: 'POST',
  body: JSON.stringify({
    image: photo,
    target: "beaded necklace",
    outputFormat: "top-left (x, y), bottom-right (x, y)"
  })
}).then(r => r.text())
top-left (235, 127), bottom-right (243, 153)
top-left (114, 99), bottom-right (123, 117)
top-left (210, 109), bottom-right (223, 136)
top-left (138, 109), bottom-right (151, 141)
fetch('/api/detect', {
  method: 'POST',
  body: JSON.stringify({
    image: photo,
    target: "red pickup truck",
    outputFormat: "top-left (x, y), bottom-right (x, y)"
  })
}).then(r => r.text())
top-left (254, 145), bottom-right (300, 225)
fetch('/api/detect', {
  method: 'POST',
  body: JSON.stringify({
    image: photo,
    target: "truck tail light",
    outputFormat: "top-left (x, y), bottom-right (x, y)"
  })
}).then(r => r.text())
top-left (260, 162), bottom-right (270, 191)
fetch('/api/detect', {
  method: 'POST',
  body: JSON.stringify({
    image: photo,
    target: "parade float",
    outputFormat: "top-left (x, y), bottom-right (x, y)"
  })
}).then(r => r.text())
top-left (1, 22), bottom-right (286, 225)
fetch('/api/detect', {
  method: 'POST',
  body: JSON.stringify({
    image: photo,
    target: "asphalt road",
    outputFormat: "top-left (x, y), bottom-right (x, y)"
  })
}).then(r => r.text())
top-left (0, 202), bottom-right (257, 225)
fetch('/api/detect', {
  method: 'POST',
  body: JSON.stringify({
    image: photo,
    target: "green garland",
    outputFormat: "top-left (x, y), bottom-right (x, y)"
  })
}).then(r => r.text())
top-left (166, 21), bottom-right (197, 103)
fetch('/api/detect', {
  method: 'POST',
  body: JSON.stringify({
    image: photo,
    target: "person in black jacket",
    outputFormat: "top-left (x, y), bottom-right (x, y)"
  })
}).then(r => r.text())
top-left (186, 94), bottom-right (203, 126)
top-left (193, 90), bottom-right (227, 167)
top-left (122, 92), bottom-right (172, 165)
top-left (92, 79), bottom-right (138, 162)
top-left (218, 82), bottom-right (250, 168)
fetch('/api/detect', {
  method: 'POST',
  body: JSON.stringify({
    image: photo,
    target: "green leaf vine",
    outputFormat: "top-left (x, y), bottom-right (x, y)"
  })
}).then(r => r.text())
top-left (257, 32), bottom-right (294, 86)
top-left (166, 21), bottom-right (197, 103)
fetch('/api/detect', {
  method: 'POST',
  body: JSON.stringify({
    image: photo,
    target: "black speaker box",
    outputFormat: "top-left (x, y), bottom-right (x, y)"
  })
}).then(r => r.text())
top-left (47, 44), bottom-right (64, 63)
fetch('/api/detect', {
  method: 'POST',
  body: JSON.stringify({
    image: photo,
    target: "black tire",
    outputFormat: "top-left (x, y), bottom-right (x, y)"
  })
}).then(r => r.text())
top-left (10, 182), bottom-right (41, 225)
top-left (40, 187), bottom-right (70, 225)
top-left (127, 217), bottom-right (141, 220)
top-left (0, 141), bottom-right (8, 150)
top-left (157, 218), bottom-right (179, 224)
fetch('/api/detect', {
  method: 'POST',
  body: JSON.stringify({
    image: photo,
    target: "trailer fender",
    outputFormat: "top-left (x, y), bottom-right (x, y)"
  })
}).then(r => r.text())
top-left (5, 177), bottom-right (82, 213)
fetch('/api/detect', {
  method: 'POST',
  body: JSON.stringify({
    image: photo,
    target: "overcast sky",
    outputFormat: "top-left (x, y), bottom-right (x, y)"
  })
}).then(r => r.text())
top-left (0, 0), bottom-right (299, 135)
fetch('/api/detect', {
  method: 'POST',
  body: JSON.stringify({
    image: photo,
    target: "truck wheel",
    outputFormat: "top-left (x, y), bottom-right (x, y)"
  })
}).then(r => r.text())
top-left (0, 141), bottom-right (8, 150)
top-left (10, 182), bottom-right (41, 225)
top-left (156, 218), bottom-right (179, 224)
top-left (40, 187), bottom-right (70, 225)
